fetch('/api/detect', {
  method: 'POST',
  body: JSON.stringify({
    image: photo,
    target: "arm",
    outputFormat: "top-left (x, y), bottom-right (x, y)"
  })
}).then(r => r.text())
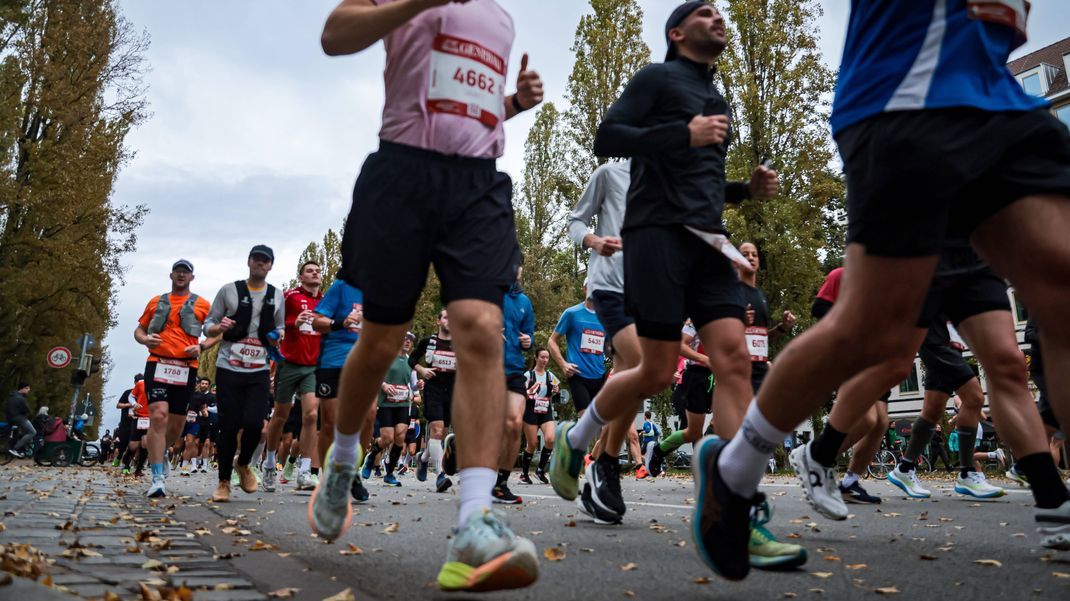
top-left (725, 181), bottom-right (752, 206)
top-left (520, 299), bottom-right (535, 350)
top-left (593, 66), bottom-right (690, 158)
top-left (503, 53), bottom-right (543, 121)
top-left (547, 331), bottom-right (576, 377)
top-left (678, 331), bottom-right (708, 365)
top-left (321, 0), bottom-right (443, 56)
top-left (567, 167), bottom-right (623, 257)
top-left (768, 310), bottom-right (797, 340)
top-left (203, 286), bottom-right (231, 338)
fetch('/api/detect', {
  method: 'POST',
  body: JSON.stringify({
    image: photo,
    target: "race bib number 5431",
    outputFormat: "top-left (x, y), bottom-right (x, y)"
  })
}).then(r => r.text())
top-left (428, 34), bottom-right (506, 128)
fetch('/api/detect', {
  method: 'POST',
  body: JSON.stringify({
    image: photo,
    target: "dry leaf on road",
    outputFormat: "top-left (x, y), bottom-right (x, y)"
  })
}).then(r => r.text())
top-left (811, 572), bottom-right (833, 579)
top-left (323, 588), bottom-right (355, 601)
top-left (1051, 572), bottom-right (1070, 579)
top-left (973, 559), bottom-right (1002, 567)
top-left (340, 544), bottom-right (363, 556)
top-left (846, 564), bottom-right (867, 570)
top-left (383, 523), bottom-right (400, 534)
top-left (267, 588), bottom-right (300, 598)
top-left (621, 562), bottom-right (638, 571)
top-left (694, 577), bottom-right (710, 584)
top-left (544, 547), bottom-right (566, 561)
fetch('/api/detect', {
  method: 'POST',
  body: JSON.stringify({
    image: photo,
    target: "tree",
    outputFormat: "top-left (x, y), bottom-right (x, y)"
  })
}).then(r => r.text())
top-left (714, 0), bottom-right (845, 337)
top-left (285, 228), bottom-right (343, 291)
top-left (0, 0), bottom-right (148, 429)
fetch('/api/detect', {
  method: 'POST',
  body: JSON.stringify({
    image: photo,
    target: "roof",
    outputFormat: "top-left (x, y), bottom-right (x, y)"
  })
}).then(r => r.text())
top-left (1007, 36), bottom-right (1070, 98)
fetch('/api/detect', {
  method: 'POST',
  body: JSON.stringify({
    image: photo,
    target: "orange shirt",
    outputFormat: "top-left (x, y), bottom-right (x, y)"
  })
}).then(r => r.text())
top-left (138, 293), bottom-right (211, 368)
top-left (131, 381), bottom-right (149, 418)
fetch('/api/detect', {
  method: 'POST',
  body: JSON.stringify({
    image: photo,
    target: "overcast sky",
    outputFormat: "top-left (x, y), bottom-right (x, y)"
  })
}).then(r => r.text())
top-left (97, 0), bottom-right (1070, 430)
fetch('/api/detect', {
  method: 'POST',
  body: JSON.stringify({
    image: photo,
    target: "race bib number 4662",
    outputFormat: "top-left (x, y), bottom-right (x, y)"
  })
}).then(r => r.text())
top-left (428, 34), bottom-right (506, 128)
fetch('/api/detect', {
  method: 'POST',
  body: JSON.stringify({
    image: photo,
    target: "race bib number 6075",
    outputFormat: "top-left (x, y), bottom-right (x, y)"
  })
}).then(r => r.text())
top-left (428, 34), bottom-right (506, 128)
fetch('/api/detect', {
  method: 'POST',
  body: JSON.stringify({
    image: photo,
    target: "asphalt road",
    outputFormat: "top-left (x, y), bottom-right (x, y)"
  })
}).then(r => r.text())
top-left (162, 470), bottom-right (1070, 601)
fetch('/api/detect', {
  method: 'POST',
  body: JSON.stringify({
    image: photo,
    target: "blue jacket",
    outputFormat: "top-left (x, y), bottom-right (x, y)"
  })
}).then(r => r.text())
top-left (503, 284), bottom-right (535, 376)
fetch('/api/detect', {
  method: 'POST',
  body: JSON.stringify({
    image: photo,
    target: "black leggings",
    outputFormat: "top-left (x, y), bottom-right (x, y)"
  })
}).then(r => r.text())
top-left (215, 368), bottom-right (271, 482)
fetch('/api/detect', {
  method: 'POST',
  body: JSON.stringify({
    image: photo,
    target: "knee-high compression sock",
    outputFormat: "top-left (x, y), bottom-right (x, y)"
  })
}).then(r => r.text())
top-left (956, 427), bottom-right (978, 478)
top-left (539, 447), bottom-right (552, 471)
top-left (899, 418), bottom-right (935, 472)
top-left (717, 401), bottom-right (791, 498)
top-left (135, 449), bottom-right (148, 473)
top-left (520, 451), bottom-right (533, 475)
top-left (386, 444), bottom-right (403, 476)
top-left (658, 430), bottom-right (687, 454)
top-left (1016, 453), bottom-right (1070, 509)
top-left (810, 424), bottom-right (848, 468)
top-left (496, 469), bottom-right (511, 487)
top-left (429, 439), bottom-right (444, 474)
top-left (567, 403), bottom-right (607, 451)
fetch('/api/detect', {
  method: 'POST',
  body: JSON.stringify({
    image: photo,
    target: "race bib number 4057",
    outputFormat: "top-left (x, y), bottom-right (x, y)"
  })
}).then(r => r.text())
top-left (428, 34), bottom-right (506, 128)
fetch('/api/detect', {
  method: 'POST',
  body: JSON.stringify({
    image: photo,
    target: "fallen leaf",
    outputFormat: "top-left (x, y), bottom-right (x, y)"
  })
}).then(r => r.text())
top-left (809, 589), bottom-right (825, 594)
top-left (811, 572), bottom-right (833, 579)
top-left (939, 517), bottom-right (953, 522)
top-left (339, 544), bottom-right (363, 556)
top-left (277, 552), bottom-right (292, 558)
top-left (565, 520), bottom-right (577, 527)
top-left (621, 562), bottom-right (638, 571)
top-left (675, 540), bottom-right (687, 548)
top-left (920, 554), bottom-right (938, 561)
top-left (917, 512), bottom-right (928, 521)
top-left (787, 533), bottom-right (802, 539)
top-left (166, 565), bottom-right (180, 574)
top-left (323, 589), bottom-right (356, 601)
top-left (1051, 572), bottom-right (1070, 580)
top-left (382, 522), bottom-right (400, 534)
top-left (846, 564), bottom-right (867, 570)
top-left (974, 559), bottom-right (1002, 568)
top-left (544, 547), bottom-right (566, 562)
top-left (268, 587), bottom-right (300, 598)
top-left (783, 594), bottom-right (798, 599)
top-left (694, 577), bottom-right (710, 584)
top-left (141, 559), bottom-right (163, 570)
top-left (823, 555), bottom-right (841, 562)
top-left (529, 531), bottom-right (543, 536)
top-left (214, 583), bottom-right (235, 591)
top-left (103, 591), bottom-right (120, 601)
top-left (250, 540), bottom-right (276, 551)
top-left (623, 592), bottom-right (635, 598)
top-left (874, 586), bottom-right (900, 595)
top-left (139, 582), bottom-right (163, 601)
top-left (883, 513), bottom-right (902, 518)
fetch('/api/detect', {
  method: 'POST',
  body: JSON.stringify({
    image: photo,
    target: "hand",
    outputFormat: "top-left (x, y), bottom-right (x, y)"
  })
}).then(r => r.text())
top-left (552, 382), bottom-right (560, 394)
top-left (564, 362), bottom-right (579, 377)
top-left (585, 234), bottom-right (623, 257)
top-left (218, 317), bottom-right (236, 332)
top-left (417, 365), bottom-right (437, 380)
top-left (782, 310), bottom-right (797, 329)
top-left (519, 333), bottom-right (532, 349)
top-left (183, 344), bottom-right (202, 358)
top-left (382, 383), bottom-right (392, 394)
top-left (143, 333), bottom-right (163, 349)
top-left (749, 164), bottom-right (779, 198)
top-left (417, 379), bottom-right (425, 391)
top-left (514, 54), bottom-right (543, 111)
top-left (297, 310), bottom-right (316, 326)
top-left (688, 114), bottom-right (728, 147)
top-left (268, 335), bottom-right (280, 348)
top-left (344, 307), bottom-right (363, 331)
top-left (745, 304), bottom-right (755, 326)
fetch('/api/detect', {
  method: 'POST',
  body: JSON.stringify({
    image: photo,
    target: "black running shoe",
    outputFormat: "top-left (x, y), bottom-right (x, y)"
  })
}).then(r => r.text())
top-left (518, 473), bottom-right (533, 485)
top-left (534, 469), bottom-right (549, 484)
top-left (492, 483), bottom-right (522, 504)
top-left (839, 481), bottom-right (881, 504)
top-left (692, 436), bottom-right (761, 581)
top-left (577, 482), bottom-right (622, 525)
top-left (586, 456), bottom-right (626, 517)
top-left (351, 476), bottom-right (370, 502)
top-left (645, 442), bottom-right (665, 478)
top-left (442, 433), bottom-right (457, 476)
top-left (436, 472), bottom-right (453, 493)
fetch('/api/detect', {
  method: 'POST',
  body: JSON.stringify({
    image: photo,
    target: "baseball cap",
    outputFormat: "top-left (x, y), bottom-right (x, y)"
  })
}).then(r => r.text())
top-left (172, 259), bottom-right (194, 273)
top-left (249, 244), bottom-right (275, 262)
top-left (665, 1), bottom-right (707, 61)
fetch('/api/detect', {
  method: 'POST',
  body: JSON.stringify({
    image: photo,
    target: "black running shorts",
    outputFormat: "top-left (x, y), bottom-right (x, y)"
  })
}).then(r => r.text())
top-left (523, 396), bottom-right (555, 426)
top-left (341, 141), bottom-right (522, 325)
top-left (837, 108), bottom-right (1070, 257)
top-left (315, 368), bottom-right (341, 400)
top-left (568, 375), bottom-right (604, 412)
top-left (917, 267), bottom-right (1010, 327)
top-left (506, 373), bottom-right (528, 397)
top-left (144, 360), bottom-right (197, 416)
top-left (590, 290), bottom-right (634, 341)
top-left (282, 398), bottom-right (302, 435)
top-left (673, 365), bottom-right (713, 416)
top-left (423, 383), bottom-right (453, 427)
top-left (622, 225), bottom-right (745, 341)
top-left (918, 326), bottom-right (976, 395)
top-left (377, 405), bottom-right (409, 429)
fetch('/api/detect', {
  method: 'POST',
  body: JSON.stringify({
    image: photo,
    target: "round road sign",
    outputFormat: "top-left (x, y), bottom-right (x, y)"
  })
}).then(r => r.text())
top-left (47, 346), bottom-right (72, 369)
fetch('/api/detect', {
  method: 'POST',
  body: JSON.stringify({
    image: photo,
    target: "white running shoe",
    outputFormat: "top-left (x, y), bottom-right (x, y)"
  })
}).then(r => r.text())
top-left (789, 443), bottom-right (848, 520)
top-left (296, 471), bottom-right (316, 491)
top-left (1005, 466), bottom-right (1029, 487)
top-left (147, 476), bottom-right (166, 499)
top-left (1036, 499), bottom-right (1070, 551)
top-left (886, 466), bottom-right (932, 499)
top-left (954, 471), bottom-right (1005, 499)
top-left (436, 509), bottom-right (538, 592)
top-left (262, 465), bottom-right (278, 492)
top-left (309, 445), bottom-right (358, 542)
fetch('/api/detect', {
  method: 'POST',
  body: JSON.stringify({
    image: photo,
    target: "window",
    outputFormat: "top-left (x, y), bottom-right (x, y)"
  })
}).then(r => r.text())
top-left (1009, 289), bottom-right (1028, 324)
top-left (1021, 72), bottom-right (1043, 96)
top-left (899, 360), bottom-right (920, 395)
top-left (1056, 104), bottom-right (1070, 128)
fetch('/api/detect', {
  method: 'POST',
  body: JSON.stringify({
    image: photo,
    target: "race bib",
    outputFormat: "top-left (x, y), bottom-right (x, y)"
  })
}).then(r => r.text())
top-left (430, 350), bottom-right (457, 372)
top-left (230, 337), bottom-right (267, 368)
top-left (428, 34), bottom-right (506, 128)
top-left (745, 326), bottom-right (769, 362)
top-left (154, 359), bottom-right (191, 386)
top-left (136, 418), bottom-right (150, 430)
top-left (580, 329), bottom-right (605, 355)
top-left (186, 411), bottom-right (197, 423)
top-left (298, 320), bottom-right (315, 334)
top-left (968, 0), bottom-right (1028, 45)
top-left (388, 385), bottom-right (410, 402)
top-left (534, 397), bottom-right (550, 414)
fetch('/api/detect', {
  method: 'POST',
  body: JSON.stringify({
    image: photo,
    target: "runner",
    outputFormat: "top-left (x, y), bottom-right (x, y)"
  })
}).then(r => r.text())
top-left (709, 0), bottom-right (1070, 576)
top-left (203, 245), bottom-right (285, 503)
top-left (122, 376), bottom-right (150, 477)
top-left (192, 377), bottom-right (215, 473)
top-left (551, 3), bottom-right (786, 575)
top-left (548, 292), bottom-right (606, 421)
top-left (410, 311), bottom-right (459, 493)
top-left (519, 348), bottom-right (559, 485)
top-left (368, 342), bottom-right (414, 487)
top-left (496, 264), bottom-right (534, 504)
top-left (312, 0), bottom-right (543, 590)
top-left (278, 398), bottom-right (302, 483)
top-left (179, 387), bottom-right (207, 476)
top-left (310, 276), bottom-right (369, 503)
top-left (113, 375), bottom-right (139, 468)
top-left (262, 261), bottom-right (325, 493)
top-left (133, 259), bottom-right (211, 498)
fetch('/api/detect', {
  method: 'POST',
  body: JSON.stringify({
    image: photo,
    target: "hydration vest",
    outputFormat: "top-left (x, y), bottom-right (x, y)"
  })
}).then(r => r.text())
top-left (147, 293), bottom-right (203, 337)
top-left (222, 280), bottom-right (278, 345)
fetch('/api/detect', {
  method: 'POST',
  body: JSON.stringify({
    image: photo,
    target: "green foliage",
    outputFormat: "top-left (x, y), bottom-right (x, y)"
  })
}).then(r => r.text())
top-left (0, 0), bottom-right (148, 435)
top-left (286, 228), bottom-right (343, 291)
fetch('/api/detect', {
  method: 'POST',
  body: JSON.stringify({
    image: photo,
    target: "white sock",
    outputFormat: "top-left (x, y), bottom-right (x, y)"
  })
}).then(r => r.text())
top-left (717, 400), bottom-right (790, 497)
top-left (841, 470), bottom-right (859, 488)
top-left (458, 467), bottom-right (497, 525)
top-left (567, 402), bottom-right (606, 451)
top-left (430, 439), bottom-right (444, 474)
top-left (332, 429), bottom-right (362, 466)
top-left (265, 450), bottom-right (276, 467)
top-left (299, 457), bottom-right (312, 474)
top-left (252, 442), bottom-right (266, 465)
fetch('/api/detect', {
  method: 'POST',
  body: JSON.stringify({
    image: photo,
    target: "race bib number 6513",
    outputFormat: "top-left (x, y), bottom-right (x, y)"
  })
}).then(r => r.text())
top-left (428, 34), bottom-right (506, 128)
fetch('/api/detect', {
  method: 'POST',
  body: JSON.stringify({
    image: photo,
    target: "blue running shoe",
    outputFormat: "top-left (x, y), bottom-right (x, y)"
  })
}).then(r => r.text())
top-left (361, 451), bottom-right (375, 481)
top-left (437, 472), bottom-right (453, 493)
top-left (383, 474), bottom-right (402, 487)
top-left (692, 436), bottom-right (760, 581)
top-left (417, 456), bottom-right (429, 482)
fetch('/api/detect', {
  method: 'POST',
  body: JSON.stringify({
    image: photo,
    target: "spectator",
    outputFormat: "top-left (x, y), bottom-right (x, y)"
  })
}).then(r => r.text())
top-left (100, 429), bottom-right (113, 461)
top-left (4, 381), bottom-right (36, 457)
top-left (43, 415), bottom-right (66, 443)
top-left (641, 411), bottom-right (660, 453)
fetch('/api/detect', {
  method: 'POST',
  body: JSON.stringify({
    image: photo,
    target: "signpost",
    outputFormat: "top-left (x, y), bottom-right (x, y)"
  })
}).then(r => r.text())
top-left (47, 346), bottom-right (72, 369)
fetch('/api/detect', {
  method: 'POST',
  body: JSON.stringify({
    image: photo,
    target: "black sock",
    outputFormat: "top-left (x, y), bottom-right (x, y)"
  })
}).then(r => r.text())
top-left (497, 469), bottom-right (510, 487)
top-left (135, 448), bottom-right (147, 472)
top-left (810, 424), bottom-right (848, 467)
top-left (902, 417), bottom-right (935, 467)
top-left (956, 426), bottom-right (978, 479)
top-left (1016, 452), bottom-right (1070, 509)
top-left (122, 449), bottom-right (132, 468)
top-left (386, 444), bottom-right (402, 476)
top-left (520, 452), bottom-right (533, 475)
top-left (538, 447), bottom-right (552, 471)
top-left (368, 441), bottom-right (383, 463)
top-left (598, 452), bottom-right (616, 465)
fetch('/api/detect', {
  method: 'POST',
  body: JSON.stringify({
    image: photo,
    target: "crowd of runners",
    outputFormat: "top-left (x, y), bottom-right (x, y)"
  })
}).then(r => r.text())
top-left (105, 0), bottom-right (1070, 593)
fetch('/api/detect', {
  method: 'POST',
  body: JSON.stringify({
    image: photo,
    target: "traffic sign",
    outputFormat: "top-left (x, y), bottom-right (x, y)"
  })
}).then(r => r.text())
top-left (47, 346), bottom-right (72, 369)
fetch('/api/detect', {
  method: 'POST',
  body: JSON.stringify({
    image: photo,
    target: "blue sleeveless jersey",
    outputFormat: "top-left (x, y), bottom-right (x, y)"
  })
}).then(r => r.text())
top-left (831, 0), bottom-right (1048, 136)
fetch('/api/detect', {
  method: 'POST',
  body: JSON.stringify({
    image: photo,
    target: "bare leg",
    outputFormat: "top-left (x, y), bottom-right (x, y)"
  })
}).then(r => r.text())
top-left (299, 393), bottom-right (320, 469)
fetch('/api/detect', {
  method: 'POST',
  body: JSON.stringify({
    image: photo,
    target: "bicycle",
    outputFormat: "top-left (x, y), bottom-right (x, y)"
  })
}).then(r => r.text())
top-left (78, 442), bottom-right (103, 467)
top-left (865, 437), bottom-right (933, 480)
